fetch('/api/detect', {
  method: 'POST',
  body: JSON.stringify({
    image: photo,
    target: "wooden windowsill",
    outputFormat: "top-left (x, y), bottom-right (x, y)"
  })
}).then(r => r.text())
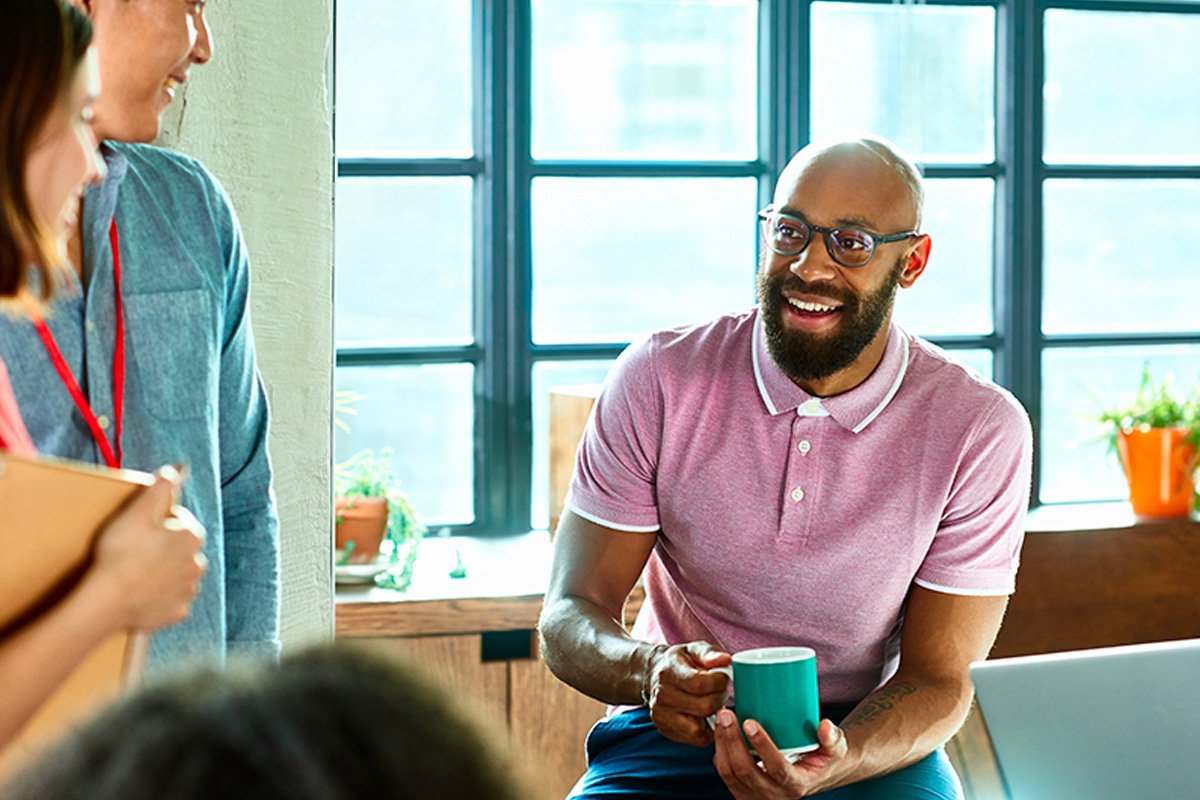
top-left (335, 530), bottom-right (553, 638)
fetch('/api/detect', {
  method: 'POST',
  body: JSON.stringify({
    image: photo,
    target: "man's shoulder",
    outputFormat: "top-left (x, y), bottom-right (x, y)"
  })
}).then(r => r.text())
top-left (109, 142), bottom-right (226, 201)
top-left (108, 142), bottom-right (238, 244)
top-left (904, 333), bottom-right (1029, 427)
top-left (646, 308), bottom-right (756, 361)
top-left (608, 309), bottom-right (755, 402)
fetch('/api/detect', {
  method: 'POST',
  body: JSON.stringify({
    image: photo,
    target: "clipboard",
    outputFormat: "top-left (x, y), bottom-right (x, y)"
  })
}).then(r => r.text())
top-left (0, 451), bottom-right (155, 772)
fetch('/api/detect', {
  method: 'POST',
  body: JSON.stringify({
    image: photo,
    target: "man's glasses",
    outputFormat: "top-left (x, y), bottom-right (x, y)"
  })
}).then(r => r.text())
top-left (757, 206), bottom-right (919, 268)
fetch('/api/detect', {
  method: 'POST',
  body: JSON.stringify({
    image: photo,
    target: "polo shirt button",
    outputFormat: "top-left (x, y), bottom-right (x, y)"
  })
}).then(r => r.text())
top-left (790, 487), bottom-right (805, 502)
top-left (804, 399), bottom-right (823, 414)
top-left (86, 321), bottom-right (96, 333)
top-left (97, 415), bottom-right (111, 430)
top-left (798, 440), bottom-right (811, 454)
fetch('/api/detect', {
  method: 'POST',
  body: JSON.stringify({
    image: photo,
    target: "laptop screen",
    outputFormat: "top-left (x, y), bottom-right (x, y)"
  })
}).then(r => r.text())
top-left (969, 639), bottom-right (1200, 800)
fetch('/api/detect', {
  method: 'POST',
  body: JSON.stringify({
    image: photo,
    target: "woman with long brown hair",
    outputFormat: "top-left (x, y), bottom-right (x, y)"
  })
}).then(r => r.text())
top-left (0, 0), bottom-right (206, 754)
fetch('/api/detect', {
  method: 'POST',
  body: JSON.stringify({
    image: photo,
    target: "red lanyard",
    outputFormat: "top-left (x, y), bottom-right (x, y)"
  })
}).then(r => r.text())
top-left (29, 218), bottom-right (125, 469)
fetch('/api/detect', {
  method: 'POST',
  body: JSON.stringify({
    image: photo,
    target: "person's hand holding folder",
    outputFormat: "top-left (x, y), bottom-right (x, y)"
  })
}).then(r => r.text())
top-left (0, 459), bottom-right (208, 765)
top-left (83, 465), bottom-right (208, 632)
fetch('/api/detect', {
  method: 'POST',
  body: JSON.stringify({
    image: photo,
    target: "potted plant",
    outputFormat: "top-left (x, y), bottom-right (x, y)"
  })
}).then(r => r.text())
top-left (1096, 365), bottom-right (1200, 518)
top-left (335, 448), bottom-right (425, 587)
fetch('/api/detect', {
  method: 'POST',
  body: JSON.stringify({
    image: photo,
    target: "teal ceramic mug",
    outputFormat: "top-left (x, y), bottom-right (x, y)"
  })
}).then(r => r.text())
top-left (729, 646), bottom-right (821, 755)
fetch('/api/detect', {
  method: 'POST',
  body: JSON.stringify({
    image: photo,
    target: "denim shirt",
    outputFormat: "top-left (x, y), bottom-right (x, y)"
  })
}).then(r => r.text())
top-left (0, 142), bottom-right (281, 668)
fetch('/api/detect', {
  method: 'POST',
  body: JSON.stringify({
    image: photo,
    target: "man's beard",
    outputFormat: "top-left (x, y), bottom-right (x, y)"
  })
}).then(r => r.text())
top-left (756, 256), bottom-right (903, 383)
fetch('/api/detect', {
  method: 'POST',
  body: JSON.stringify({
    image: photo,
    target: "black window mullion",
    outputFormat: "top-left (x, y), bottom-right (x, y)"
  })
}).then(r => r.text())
top-left (504, 0), bottom-right (535, 534)
top-left (531, 162), bottom-right (763, 178)
top-left (997, 0), bottom-right (1045, 503)
top-left (473, 0), bottom-right (511, 533)
top-left (337, 159), bottom-right (483, 178)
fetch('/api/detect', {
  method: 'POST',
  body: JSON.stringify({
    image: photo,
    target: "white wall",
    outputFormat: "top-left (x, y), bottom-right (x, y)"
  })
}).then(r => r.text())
top-left (160, 0), bottom-right (334, 650)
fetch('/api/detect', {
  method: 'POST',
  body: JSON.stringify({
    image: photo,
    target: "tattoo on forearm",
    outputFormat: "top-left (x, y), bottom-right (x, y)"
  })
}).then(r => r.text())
top-left (840, 680), bottom-right (918, 730)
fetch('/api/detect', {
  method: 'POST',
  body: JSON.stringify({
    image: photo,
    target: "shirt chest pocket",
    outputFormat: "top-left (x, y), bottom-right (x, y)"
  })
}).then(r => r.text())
top-left (125, 289), bottom-right (215, 421)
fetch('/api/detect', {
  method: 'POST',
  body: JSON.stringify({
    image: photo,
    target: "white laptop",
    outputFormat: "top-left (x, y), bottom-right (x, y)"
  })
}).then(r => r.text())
top-left (969, 639), bottom-right (1200, 800)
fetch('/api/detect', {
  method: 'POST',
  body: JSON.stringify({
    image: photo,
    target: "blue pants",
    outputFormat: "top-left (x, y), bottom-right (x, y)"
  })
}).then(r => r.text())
top-left (568, 707), bottom-right (963, 800)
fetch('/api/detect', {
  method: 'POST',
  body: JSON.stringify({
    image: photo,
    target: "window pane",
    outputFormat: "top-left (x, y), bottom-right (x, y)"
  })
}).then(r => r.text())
top-left (893, 179), bottom-right (993, 336)
top-left (1041, 345), bottom-right (1200, 504)
top-left (335, 177), bottom-right (473, 346)
top-left (1043, 180), bottom-right (1200, 335)
top-left (531, 178), bottom-right (758, 343)
top-left (335, 365), bottom-right (475, 525)
top-left (531, 0), bottom-right (758, 160)
top-left (335, 0), bottom-right (472, 157)
top-left (1045, 11), bottom-right (1200, 165)
top-left (531, 360), bottom-right (616, 530)
top-left (811, 3), bottom-right (995, 163)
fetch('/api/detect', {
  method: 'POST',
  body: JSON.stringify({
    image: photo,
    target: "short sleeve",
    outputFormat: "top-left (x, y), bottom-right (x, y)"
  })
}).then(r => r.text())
top-left (915, 392), bottom-right (1033, 595)
top-left (565, 336), bottom-right (665, 532)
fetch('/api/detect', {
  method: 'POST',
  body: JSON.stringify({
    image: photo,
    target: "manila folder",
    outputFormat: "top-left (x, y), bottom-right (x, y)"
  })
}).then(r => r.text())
top-left (0, 452), bottom-right (154, 772)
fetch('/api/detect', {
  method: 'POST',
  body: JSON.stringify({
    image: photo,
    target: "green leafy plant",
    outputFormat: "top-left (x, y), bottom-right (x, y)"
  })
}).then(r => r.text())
top-left (1094, 364), bottom-right (1200, 450)
top-left (335, 448), bottom-right (425, 580)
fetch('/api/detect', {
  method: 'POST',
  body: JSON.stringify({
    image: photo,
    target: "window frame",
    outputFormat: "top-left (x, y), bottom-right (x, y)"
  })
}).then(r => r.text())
top-left (334, 0), bottom-right (1200, 535)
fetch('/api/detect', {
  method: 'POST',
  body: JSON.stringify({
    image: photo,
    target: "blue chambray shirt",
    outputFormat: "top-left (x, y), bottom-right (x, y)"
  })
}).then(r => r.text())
top-left (0, 142), bottom-right (281, 669)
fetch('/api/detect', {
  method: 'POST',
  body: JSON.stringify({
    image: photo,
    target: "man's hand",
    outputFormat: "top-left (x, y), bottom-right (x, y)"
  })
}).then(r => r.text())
top-left (644, 641), bottom-right (732, 746)
top-left (712, 709), bottom-right (849, 799)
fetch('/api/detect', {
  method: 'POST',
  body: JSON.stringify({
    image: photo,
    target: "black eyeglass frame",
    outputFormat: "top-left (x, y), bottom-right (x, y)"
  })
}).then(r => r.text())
top-left (757, 206), bottom-right (920, 268)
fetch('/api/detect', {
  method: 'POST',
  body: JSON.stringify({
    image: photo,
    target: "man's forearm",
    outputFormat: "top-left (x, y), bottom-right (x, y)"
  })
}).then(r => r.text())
top-left (538, 594), bottom-right (660, 706)
top-left (830, 673), bottom-right (972, 788)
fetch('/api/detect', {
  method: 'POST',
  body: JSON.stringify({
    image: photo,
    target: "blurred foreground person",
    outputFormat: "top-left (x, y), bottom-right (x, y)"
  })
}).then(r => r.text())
top-left (2, 644), bottom-right (542, 800)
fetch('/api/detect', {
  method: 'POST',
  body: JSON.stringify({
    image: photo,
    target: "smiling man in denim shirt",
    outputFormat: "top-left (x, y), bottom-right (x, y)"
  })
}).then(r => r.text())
top-left (0, 0), bottom-right (280, 667)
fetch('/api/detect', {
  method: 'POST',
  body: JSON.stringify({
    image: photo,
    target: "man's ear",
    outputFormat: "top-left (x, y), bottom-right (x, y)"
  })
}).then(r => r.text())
top-left (897, 234), bottom-right (932, 289)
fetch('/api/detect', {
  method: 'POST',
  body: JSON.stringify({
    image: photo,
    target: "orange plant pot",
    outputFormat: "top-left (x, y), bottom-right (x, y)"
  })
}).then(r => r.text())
top-left (335, 496), bottom-right (388, 564)
top-left (1115, 428), bottom-right (1197, 518)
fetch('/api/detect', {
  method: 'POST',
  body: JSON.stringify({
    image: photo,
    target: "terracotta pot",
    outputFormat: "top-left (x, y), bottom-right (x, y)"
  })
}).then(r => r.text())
top-left (335, 496), bottom-right (388, 564)
top-left (1115, 427), bottom-right (1197, 518)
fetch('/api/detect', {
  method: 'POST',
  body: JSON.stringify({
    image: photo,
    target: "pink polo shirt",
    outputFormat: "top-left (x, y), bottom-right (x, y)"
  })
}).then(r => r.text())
top-left (566, 308), bottom-right (1032, 703)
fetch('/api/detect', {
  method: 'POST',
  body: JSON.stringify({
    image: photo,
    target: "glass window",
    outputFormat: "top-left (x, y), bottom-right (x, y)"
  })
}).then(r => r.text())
top-left (810, 3), bottom-right (995, 163)
top-left (335, 364), bottom-right (476, 525)
top-left (333, 0), bottom-right (1200, 528)
top-left (1043, 179), bottom-right (1200, 335)
top-left (335, 0), bottom-right (472, 157)
top-left (893, 178), bottom-right (994, 337)
top-left (531, 177), bottom-right (759, 344)
top-left (1044, 10), bottom-right (1200, 165)
top-left (530, 359), bottom-right (616, 530)
top-left (335, 177), bottom-right (474, 346)
top-left (531, 0), bottom-right (758, 160)
top-left (1041, 345), bottom-right (1200, 504)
